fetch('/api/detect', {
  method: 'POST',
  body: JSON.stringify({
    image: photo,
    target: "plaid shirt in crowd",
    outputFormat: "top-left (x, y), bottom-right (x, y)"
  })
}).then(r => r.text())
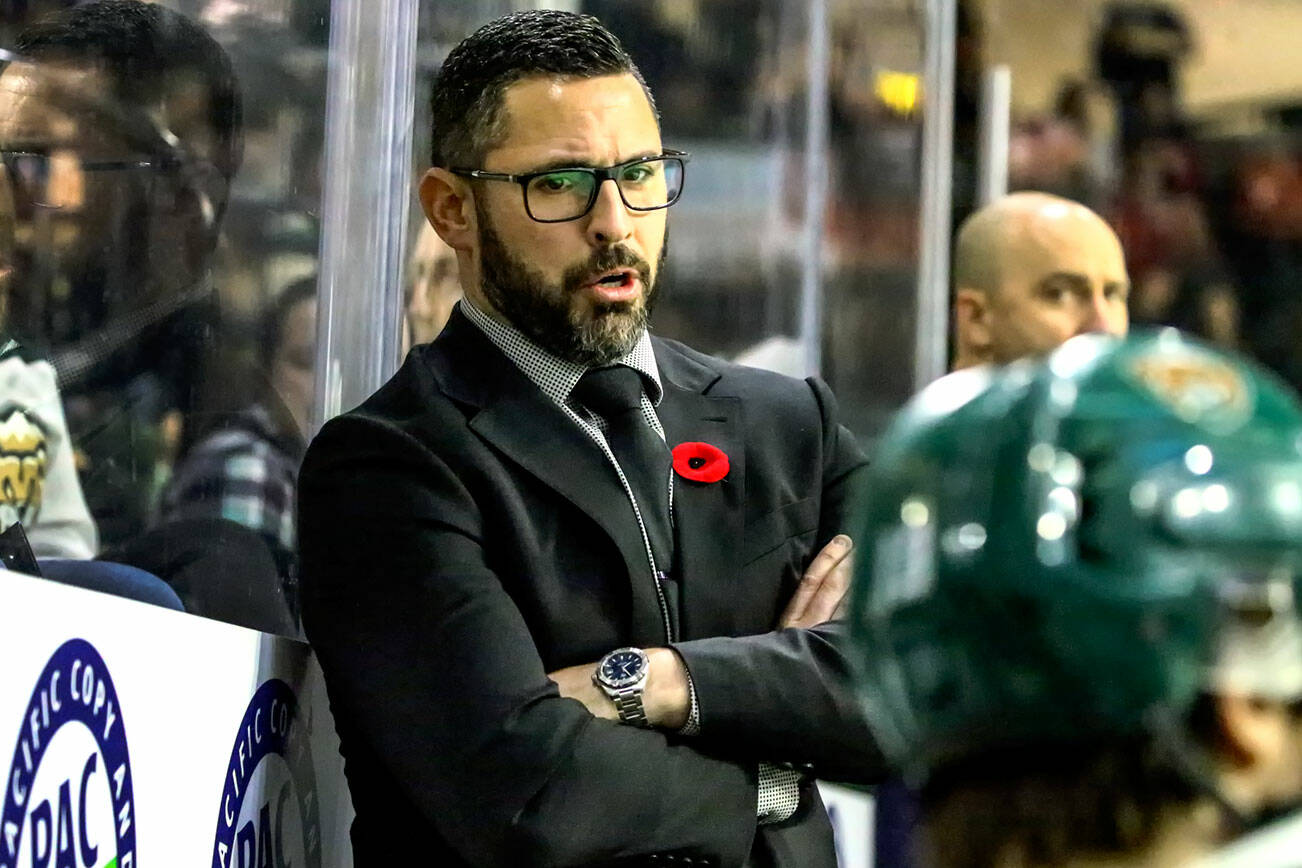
top-left (160, 402), bottom-right (303, 562)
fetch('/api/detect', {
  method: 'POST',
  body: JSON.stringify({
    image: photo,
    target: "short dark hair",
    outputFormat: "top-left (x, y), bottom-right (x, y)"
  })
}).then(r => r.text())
top-left (15, 0), bottom-right (243, 185)
top-left (918, 696), bottom-right (1222, 868)
top-left (429, 9), bottom-right (655, 168)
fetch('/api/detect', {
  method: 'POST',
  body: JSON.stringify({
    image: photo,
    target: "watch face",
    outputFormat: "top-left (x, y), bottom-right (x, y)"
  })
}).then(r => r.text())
top-left (599, 649), bottom-right (646, 688)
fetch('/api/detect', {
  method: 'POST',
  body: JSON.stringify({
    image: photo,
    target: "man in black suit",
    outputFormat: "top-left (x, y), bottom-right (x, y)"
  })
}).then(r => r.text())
top-left (298, 10), bottom-right (881, 866)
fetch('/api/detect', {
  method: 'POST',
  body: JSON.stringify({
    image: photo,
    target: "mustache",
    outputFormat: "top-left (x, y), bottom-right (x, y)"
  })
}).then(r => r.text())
top-left (562, 245), bottom-right (652, 294)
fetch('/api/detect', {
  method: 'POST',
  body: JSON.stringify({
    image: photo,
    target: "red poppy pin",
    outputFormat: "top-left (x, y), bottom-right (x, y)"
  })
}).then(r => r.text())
top-left (672, 441), bottom-right (730, 483)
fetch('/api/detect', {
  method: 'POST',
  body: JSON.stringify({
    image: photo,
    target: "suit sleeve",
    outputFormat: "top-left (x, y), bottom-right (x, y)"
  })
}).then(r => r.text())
top-left (298, 416), bottom-right (759, 868)
top-left (670, 377), bottom-right (883, 784)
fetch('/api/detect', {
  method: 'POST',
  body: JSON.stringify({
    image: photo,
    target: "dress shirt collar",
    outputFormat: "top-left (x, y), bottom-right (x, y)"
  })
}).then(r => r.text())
top-left (458, 298), bottom-right (663, 408)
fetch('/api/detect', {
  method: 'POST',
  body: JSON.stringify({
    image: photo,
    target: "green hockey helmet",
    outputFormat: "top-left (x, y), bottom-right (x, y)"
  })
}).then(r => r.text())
top-left (849, 329), bottom-right (1302, 781)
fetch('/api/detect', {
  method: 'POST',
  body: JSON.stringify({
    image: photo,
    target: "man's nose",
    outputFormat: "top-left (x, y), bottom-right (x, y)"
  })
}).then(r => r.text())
top-left (585, 179), bottom-right (634, 246)
top-left (1077, 290), bottom-right (1119, 336)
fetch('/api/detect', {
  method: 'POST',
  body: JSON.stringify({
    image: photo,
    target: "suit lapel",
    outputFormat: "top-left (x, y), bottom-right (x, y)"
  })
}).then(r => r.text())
top-left (654, 341), bottom-right (746, 640)
top-left (424, 310), bottom-right (668, 644)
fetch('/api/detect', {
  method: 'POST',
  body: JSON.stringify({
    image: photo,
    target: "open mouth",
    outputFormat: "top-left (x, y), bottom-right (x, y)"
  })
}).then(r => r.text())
top-left (588, 268), bottom-right (637, 290)
top-left (582, 268), bottom-right (641, 303)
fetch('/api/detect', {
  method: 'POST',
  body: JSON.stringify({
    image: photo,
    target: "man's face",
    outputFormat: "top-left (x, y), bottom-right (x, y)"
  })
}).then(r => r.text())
top-left (0, 61), bottom-right (223, 314)
top-left (982, 208), bottom-right (1129, 364)
top-left (405, 223), bottom-right (461, 348)
top-left (0, 64), bottom-right (129, 268)
top-left (468, 73), bottom-right (668, 365)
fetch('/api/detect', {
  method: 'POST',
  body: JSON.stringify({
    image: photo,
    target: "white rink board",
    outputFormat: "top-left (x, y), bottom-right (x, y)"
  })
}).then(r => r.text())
top-left (0, 570), bottom-right (353, 868)
top-left (0, 569), bottom-right (878, 868)
top-left (820, 782), bottom-right (874, 868)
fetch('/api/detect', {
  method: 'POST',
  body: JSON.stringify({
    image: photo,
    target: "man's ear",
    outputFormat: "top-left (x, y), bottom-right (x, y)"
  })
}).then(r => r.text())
top-left (1211, 692), bottom-right (1302, 815)
top-left (419, 168), bottom-right (476, 252)
top-left (952, 287), bottom-right (993, 369)
top-left (1216, 693), bottom-right (1286, 769)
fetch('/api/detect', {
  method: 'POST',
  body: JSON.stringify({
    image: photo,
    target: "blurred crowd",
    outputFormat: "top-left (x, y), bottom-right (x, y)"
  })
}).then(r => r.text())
top-left (0, 0), bottom-right (462, 636)
top-left (0, 0), bottom-right (1296, 644)
top-left (0, 1), bottom-right (327, 634)
top-left (985, 2), bottom-right (1301, 384)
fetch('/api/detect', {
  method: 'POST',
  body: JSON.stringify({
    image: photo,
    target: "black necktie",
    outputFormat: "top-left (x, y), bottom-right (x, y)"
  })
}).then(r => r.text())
top-left (571, 365), bottom-right (675, 575)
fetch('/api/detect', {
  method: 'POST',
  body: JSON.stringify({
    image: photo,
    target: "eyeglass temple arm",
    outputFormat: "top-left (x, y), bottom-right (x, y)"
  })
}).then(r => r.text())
top-left (451, 169), bottom-right (519, 182)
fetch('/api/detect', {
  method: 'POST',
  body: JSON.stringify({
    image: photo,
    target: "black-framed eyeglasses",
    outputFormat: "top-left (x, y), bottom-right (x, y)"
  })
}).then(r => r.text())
top-left (451, 149), bottom-right (688, 223)
top-left (1, 149), bottom-right (181, 213)
top-left (2, 149), bottom-right (179, 177)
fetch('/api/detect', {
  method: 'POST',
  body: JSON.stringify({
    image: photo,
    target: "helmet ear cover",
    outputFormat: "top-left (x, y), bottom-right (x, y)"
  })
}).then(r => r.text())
top-left (851, 330), bottom-right (1302, 782)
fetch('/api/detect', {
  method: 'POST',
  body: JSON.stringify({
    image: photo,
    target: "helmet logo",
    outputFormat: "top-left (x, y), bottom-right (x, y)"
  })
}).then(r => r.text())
top-left (1128, 349), bottom-right (1253, 432)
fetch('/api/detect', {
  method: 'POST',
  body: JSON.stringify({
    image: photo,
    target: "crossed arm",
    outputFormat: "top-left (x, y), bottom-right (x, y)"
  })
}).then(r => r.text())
top-left (546, 534), bottom-right (855, 728)
top-left (299, 398), bottom-right (877, 865)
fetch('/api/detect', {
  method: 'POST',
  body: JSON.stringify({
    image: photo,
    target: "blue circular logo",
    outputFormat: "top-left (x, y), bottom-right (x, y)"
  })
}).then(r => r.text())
top-left (212, 679), bottom-right (320, 868)
top-left (1, 638), bottom-right (135, 868)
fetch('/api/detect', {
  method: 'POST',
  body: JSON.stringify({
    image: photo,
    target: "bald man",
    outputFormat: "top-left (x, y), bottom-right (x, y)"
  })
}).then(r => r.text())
top-left (952, 191), bottom-right (1130, 369)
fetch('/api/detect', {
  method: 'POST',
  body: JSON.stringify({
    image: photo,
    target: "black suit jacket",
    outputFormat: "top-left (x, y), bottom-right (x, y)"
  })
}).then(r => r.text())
top-left (298, 309), bottom-right (882, 867)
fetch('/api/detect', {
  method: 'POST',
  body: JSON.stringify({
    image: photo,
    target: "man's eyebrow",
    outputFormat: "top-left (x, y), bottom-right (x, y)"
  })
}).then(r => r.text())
top-left (1104, 279), bottom-right (1131, 296)
top-left (1036, 271), bottom-right (1092, 293)
top-left (523, 151), bottom-right (663, 173)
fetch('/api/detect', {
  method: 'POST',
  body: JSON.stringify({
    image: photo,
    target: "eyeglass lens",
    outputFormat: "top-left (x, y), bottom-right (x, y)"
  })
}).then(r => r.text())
top-left (3, 151), bottom-right (158, 216)
top-left (525, 158), bottom-right (683, 222)
top-left (5, 152), bottom-right (62, 214)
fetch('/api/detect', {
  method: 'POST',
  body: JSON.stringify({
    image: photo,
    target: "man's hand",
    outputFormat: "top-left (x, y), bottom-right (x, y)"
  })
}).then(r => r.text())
top-left (548, 661), bottom-right (620, 721)
top-left (778, 534), bottom-right (854, 629)
top-left (548, 648), bottom-right (690, 730)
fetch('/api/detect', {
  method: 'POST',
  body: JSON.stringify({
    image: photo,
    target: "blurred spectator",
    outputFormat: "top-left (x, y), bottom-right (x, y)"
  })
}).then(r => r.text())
top-left (0, 1), bottom-right (295, 634)
top-left (0, 103), bottom-right (180, 611)
top-left (0, 159), bottom-right (95, 558)
top-left (0, 0), bottom-right (243, 545)
top-left (1007, 79), bottom-right (1116, 208)
top-left (1094, 1), bottom-right (1193, 153)
top-left (1112, 137), bottom-right (1243, 350)
top-left (951, 191), bottom-right (1129, 369)
top-left (159, 275), bottom-right (315, 588)
top-left (1008, 115), bottom-right (1092, 203)
top-left (1222, 143), bottom-right (1302, 385)
top-left (402, 220), bottom-right (459, 351)
top-left (1235, 148), bottom-right (1302, 245)
top-left (1090, 4), bottom-right (1244, 351)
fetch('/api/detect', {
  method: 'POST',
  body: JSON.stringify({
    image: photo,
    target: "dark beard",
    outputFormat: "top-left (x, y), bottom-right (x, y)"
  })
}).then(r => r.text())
top-left (477, 205), bottom-right (665, 366)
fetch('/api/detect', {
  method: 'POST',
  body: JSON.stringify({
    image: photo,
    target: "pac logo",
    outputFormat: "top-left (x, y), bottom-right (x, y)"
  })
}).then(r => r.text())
top-left (212, 680), bottom-right (320, 868)
top-left (0, 406), bottom-right (47, 527)
top-left (1, 639), bottom-right (135, 868)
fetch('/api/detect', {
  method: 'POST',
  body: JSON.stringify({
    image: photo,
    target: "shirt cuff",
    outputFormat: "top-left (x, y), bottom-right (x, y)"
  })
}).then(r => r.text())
top-left (757, 763), bottom-right (802, 824)
top-left (672, 661), bottom-right (801, 823)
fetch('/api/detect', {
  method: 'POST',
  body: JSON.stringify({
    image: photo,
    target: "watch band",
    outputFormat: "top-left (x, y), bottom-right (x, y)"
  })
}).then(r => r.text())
top-left (607, 684), bottom-right (649, 727)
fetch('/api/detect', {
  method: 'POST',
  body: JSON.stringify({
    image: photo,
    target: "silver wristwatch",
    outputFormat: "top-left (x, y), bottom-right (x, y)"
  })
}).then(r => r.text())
top-left (593, 647), bottom-right (650, 727)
